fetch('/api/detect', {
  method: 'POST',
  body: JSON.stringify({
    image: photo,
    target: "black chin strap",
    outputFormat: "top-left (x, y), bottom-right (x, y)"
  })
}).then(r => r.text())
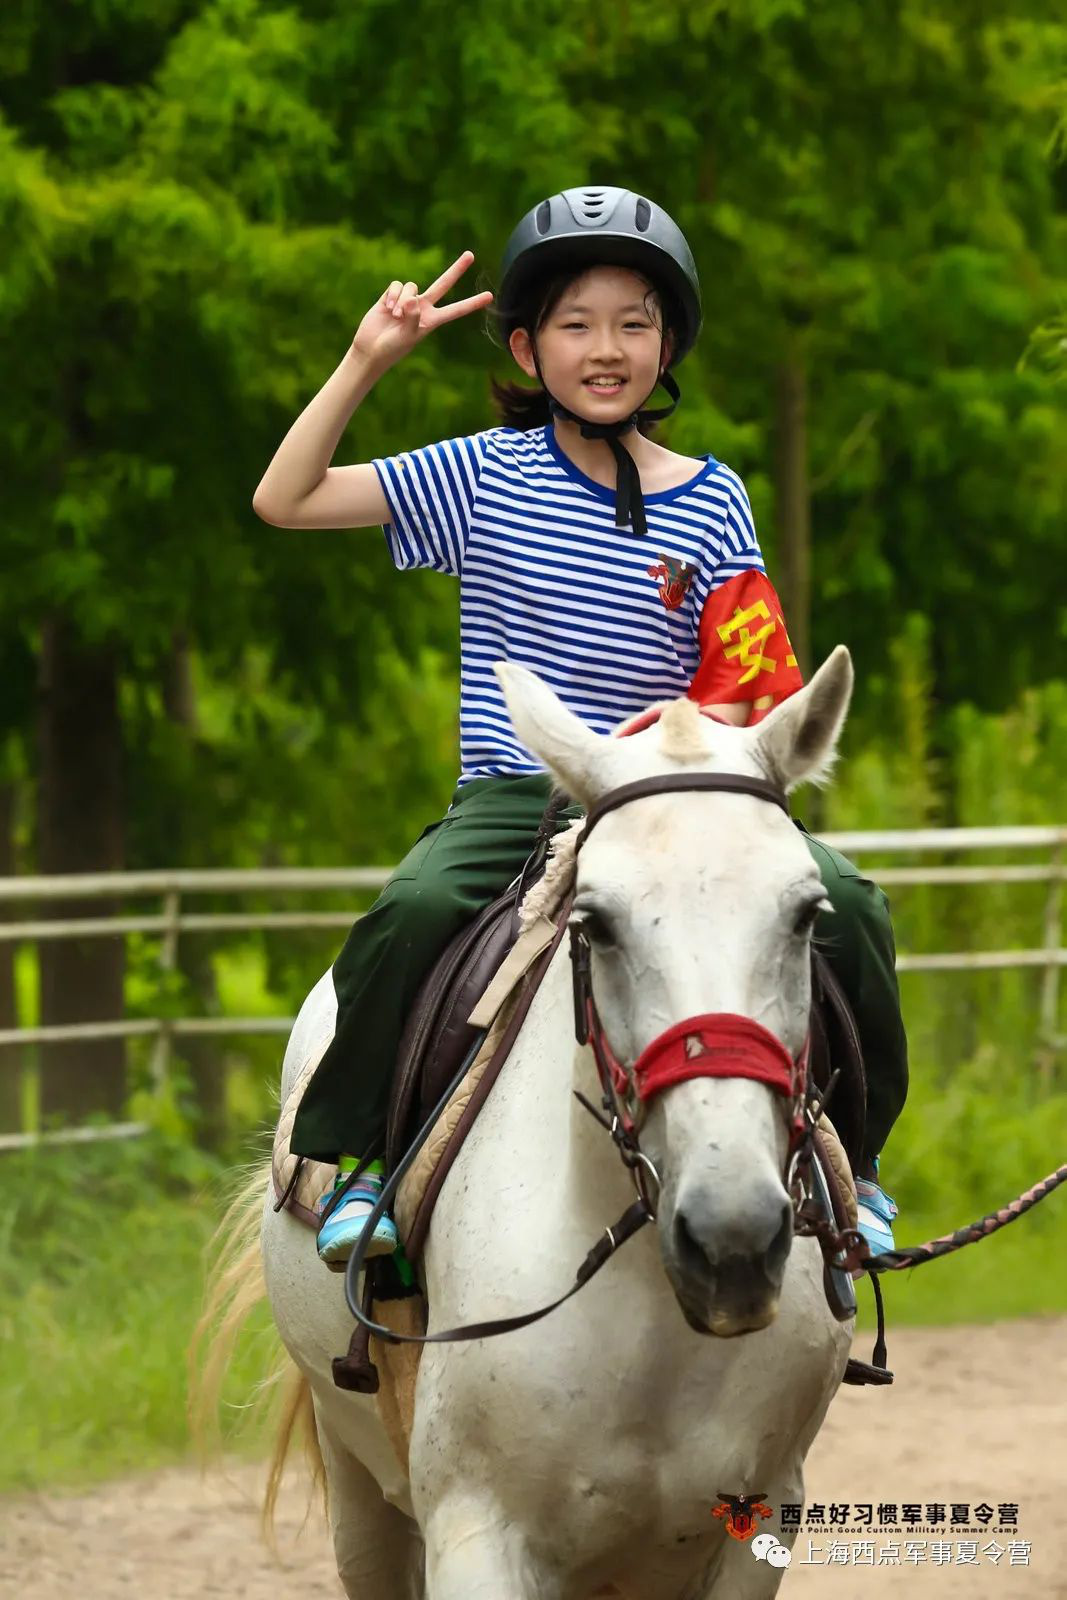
top-left (532, 348), bottom-right (680, 539)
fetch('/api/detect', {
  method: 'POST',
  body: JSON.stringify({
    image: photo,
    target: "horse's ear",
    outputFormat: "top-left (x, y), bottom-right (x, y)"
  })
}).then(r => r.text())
top-left (494, 661), bottom-right (604, 805)
top-left (753, 645), bottom-right (853, 792)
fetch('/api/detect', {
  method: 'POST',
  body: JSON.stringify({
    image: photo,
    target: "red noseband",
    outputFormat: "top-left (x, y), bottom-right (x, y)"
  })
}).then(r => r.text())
top-left (579, 981), bottom-right (810, 1147)
top-left (632, 1012), bottom-right (805, 1103)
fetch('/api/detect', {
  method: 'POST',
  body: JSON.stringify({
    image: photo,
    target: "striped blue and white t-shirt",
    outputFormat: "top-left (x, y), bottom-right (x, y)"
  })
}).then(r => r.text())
top-left (372, 424), bottom-right (769, 786)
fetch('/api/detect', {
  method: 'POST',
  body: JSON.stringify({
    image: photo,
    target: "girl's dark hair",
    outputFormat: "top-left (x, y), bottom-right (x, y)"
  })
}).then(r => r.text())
top-left (489, 265), bottom-right (685, 435)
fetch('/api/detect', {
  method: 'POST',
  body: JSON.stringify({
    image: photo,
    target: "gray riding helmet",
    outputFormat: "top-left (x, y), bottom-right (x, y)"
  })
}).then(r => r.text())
top-left (497, 187), bottom-right (702, 363)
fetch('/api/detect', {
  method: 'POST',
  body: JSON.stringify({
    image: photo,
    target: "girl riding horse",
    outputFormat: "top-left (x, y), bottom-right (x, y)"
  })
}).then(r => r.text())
top-left (251, 186), bottom-right (907, 1265)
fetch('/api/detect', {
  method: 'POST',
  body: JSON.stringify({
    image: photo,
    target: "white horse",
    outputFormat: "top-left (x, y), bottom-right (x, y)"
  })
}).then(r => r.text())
top-left (212, 646), bottom-right (857, 1599)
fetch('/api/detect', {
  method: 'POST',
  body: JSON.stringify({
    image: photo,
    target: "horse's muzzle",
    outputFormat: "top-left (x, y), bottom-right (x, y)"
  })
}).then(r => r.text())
top-left (662, 1180), bottom-right (793, 1336)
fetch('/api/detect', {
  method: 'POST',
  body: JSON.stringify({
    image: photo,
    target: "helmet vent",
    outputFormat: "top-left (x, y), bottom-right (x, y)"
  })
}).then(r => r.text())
top-left (635, 197), bottom-right (651, 232)
top-left (535, 200), bottom-right (552, 234)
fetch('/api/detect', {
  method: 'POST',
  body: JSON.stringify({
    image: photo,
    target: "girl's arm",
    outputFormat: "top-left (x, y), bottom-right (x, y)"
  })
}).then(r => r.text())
top-left (687, 472), bottom-right (802, 727)
top-left (252, 254), bottom-right (492, 529)
top-left (252, 348), bottom-right (391, 528)
top-left (710, 700), bottom-right (758, 726)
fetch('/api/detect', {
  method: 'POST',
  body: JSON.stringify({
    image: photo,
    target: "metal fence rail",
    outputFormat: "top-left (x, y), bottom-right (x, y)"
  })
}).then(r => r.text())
top-left (0, 825), bottom-right (1063, 1151)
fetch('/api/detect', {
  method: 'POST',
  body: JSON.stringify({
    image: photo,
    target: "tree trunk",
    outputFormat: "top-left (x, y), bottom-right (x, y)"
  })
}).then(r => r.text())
top-left (773, 348), bottom-right (812, 679)
top-left (37, 616), bottom-right (126, 1123)
top-left (178, 937), bottom-right (227, 1150)
top-left (163, 631), bottom-right (226, 1148)
top-left (0, 780), bottom-right (20, 1132)
top-left (162, 628), bottom-right (197, 731)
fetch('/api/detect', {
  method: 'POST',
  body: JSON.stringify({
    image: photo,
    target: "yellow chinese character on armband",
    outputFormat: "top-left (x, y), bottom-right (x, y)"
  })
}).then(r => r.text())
top-left (716, 601), bottom-right (779, 685)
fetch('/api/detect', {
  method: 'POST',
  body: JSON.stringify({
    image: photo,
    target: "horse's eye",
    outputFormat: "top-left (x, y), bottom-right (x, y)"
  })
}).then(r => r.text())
top-left (794, 897), bottom-right (832, 937)
top-left (574, 906), bottom-right (615, 947)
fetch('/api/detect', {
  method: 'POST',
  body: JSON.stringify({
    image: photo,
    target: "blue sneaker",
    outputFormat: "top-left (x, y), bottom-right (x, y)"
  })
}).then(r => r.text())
top-left (316, 1168), bottom-right (398, 1269)
top-left (855, 1161), bottom-right (899, 1258)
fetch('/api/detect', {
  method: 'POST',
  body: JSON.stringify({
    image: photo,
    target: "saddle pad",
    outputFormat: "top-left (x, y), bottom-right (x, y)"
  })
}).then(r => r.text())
top-left (818, 1113), bottom-right (858, 1226)
top-left (517, 817), bottom-right (583, 932)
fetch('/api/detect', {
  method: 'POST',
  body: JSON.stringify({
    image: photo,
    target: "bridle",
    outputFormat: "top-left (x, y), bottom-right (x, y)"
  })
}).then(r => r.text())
top-left (568, 767), bottom-right (823, 1239)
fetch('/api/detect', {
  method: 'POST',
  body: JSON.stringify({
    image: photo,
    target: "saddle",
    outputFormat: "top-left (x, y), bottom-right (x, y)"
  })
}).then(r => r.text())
top-left (386, 884), bottom-right (522, 1174)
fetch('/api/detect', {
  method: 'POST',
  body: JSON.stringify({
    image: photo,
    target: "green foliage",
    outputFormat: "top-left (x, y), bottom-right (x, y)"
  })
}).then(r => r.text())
top-left (855, 1197), bottom-right (1067, 1330)
top-left (0, 0), bottom-right (1065, 787)
top-left (822, 628), bottom-right (1066, 1095)
top-left (808, 626), bottom-right (1067, 1322)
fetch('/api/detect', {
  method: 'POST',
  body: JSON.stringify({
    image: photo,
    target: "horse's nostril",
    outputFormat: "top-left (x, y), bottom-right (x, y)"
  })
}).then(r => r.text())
top-left (674, 1207), bottom-right (713, 1278)
top-left (767, 1199), bottom-right (793, 1272)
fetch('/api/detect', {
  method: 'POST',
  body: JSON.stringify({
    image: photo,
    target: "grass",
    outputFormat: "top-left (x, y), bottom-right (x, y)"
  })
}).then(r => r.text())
top-left (0, 1138), bottom-right (280, 1495)
top-left (854, 1199), bottom-right (1067, 1331)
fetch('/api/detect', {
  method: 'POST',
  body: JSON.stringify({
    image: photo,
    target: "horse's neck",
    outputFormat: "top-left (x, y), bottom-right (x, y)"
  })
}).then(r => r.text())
top-left (456, 941), bottom-right (632, 1232)
top-left (423, 935), bottom-right (663, 1333)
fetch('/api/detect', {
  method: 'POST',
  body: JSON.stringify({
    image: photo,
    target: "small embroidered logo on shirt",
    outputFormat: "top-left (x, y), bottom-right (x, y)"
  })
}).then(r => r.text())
top-left (648, 553), bottom-right (698, 611)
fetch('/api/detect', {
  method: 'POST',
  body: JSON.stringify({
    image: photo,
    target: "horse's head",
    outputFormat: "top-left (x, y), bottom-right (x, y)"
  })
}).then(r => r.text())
top-left (496, 647), bottom-right (854, 1337)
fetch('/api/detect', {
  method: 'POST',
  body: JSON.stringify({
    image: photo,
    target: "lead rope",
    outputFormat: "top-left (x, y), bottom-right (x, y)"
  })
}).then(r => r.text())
top-left (864, 1161), bottom-right (1067, 1273)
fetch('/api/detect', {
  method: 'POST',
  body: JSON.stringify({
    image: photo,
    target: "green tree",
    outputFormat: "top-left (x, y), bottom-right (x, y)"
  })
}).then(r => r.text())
top-left (1, 0), bottom-right (1065, 1131)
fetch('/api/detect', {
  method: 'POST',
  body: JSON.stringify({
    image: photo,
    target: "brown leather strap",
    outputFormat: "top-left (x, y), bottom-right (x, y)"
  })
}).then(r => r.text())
top-left (811, 948), bottom-right (867, 1170)
top-left (578, 773), bottom-right (789, 850)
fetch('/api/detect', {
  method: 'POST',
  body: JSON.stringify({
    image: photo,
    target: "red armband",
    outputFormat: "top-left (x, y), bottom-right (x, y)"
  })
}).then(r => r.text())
top-left (688, 570), bottom-right (803, 723)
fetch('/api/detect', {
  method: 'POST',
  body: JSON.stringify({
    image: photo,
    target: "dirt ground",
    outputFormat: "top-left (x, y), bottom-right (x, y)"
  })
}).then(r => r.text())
top-left (2, 1317), bottom-right (1065, 1600)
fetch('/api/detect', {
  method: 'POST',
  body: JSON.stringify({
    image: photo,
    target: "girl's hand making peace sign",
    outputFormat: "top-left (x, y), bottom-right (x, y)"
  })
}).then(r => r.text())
top-left (352, 251), bottom-right (493, 373)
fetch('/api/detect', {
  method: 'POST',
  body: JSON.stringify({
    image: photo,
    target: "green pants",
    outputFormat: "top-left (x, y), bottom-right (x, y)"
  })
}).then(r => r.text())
top-left (290, 774), bottom-right (908, 1167)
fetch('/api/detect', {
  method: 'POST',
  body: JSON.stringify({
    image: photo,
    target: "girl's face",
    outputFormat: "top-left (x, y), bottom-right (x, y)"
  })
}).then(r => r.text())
top-left (509, 265), bottom-right (671, 422)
